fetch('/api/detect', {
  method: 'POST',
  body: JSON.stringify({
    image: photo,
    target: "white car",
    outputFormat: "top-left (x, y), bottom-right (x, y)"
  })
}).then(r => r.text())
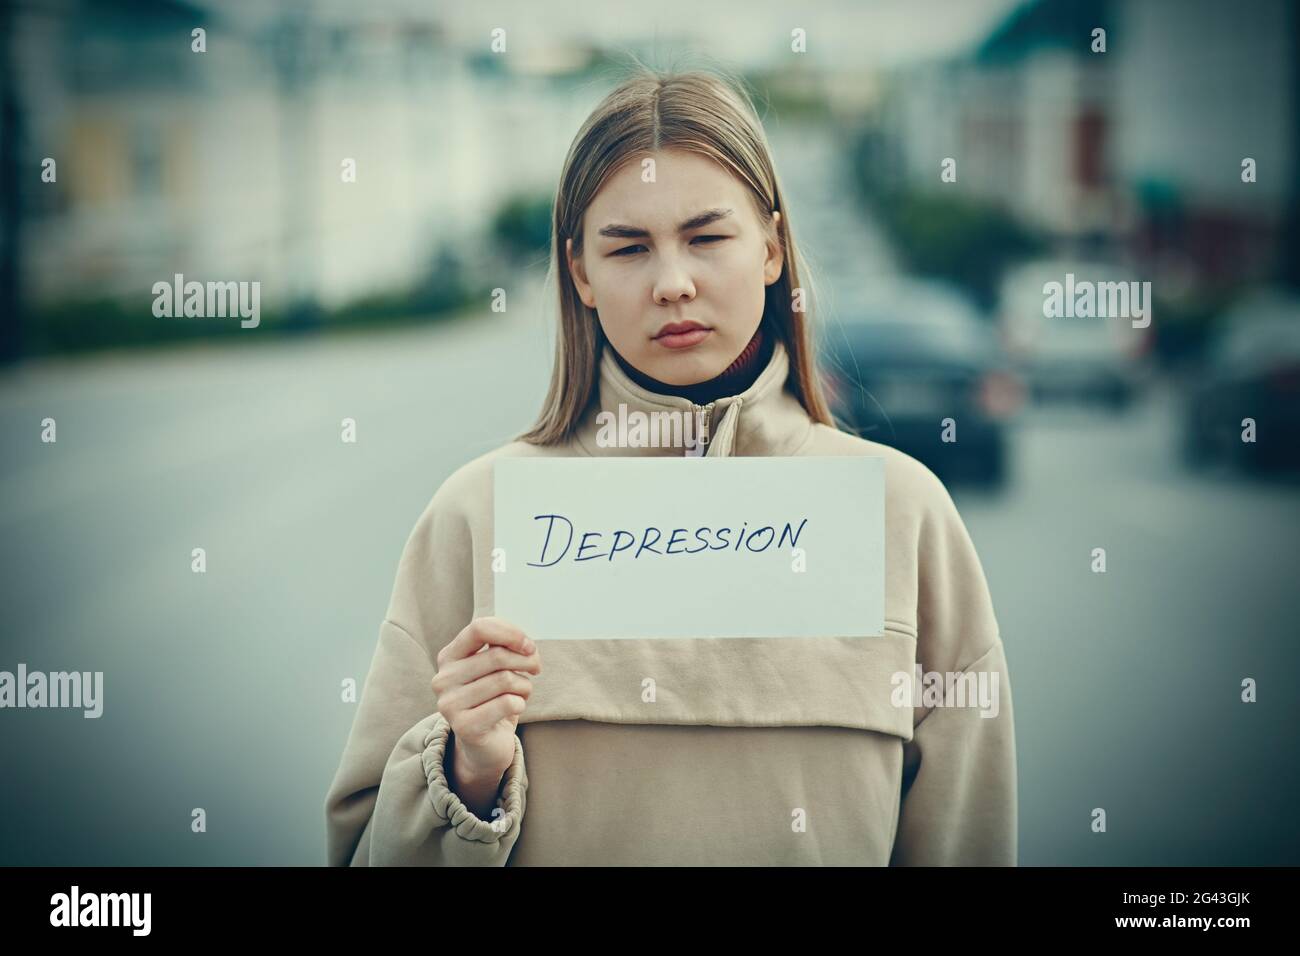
top-left (997, 259), bottom-right (1153, 408)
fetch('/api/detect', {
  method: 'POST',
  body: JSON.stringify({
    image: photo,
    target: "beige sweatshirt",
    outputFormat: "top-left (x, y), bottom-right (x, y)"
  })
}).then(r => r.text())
top-left (324, 339), bottom-right (1017, 865)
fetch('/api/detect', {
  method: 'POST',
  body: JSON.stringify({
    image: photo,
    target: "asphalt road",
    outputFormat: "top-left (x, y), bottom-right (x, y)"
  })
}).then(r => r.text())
top-left (0, 287), bottom-right (554, 865)
top-left (2, 299), bottom-right (1296, 865)
top-left (956, 393), bottom-right (1300, 865)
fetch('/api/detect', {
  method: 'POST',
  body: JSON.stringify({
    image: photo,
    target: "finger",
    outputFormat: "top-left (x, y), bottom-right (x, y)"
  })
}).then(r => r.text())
top-left (444, 646), bottom-right (540, 688)
top-left (458, 693), bottom-right (527, 738)
top-left (442, 669), bottom-right (533, 715)
top-left (442, 616), bottom-right (534, 664)
top-left (433, 648), bottom-right (538, 700)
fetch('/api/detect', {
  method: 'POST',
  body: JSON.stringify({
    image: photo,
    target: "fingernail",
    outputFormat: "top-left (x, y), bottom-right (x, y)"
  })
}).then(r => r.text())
top-left (524, 639), bottom-right (536, 653)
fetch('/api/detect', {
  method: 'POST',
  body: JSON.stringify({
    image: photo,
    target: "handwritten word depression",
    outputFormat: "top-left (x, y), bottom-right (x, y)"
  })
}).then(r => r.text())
top-left (525, 514), bottom-right (810, 567)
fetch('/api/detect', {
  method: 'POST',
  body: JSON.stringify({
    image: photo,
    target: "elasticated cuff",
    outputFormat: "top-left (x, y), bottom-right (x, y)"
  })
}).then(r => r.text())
top-left (422, 714), bottom-right (526, 844)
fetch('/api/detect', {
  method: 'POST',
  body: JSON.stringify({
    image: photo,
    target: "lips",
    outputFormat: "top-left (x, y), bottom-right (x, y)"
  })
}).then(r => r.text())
top-left (653, 321), bottom-right (712, 350)
top-left (654, 320), bottom-right (709, 339)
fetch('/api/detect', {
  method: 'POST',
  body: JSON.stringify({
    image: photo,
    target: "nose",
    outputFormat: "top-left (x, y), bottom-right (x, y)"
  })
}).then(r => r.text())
top-left (651, 251), bottom-right (696, 306)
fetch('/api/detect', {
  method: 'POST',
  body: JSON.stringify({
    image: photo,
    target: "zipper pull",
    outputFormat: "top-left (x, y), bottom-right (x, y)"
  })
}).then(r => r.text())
top-left (690, 401), bottom-right (715, 456)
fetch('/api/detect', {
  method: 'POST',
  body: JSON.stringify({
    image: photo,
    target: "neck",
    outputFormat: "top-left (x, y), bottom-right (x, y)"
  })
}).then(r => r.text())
top-left (612, 324), bottom-right (773, 405)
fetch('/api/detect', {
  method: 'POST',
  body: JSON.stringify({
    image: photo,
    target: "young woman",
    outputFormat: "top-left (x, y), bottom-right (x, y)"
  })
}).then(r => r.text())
top-left (325, 67), bottom-right (1016, 866)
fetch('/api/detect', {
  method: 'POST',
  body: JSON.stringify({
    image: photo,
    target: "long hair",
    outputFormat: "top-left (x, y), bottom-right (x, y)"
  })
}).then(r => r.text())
top-left (517, 64), bottom-right (837, 445)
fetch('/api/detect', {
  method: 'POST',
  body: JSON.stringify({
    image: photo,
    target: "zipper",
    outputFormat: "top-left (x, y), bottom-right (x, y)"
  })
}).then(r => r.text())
top-left (692, 401), bottom-right (716, 456)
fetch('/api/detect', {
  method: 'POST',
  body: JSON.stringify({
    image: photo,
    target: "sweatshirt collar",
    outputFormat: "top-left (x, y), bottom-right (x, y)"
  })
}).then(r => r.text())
top-left (514, 337), bottom-right (914, 740)
top-left (574, 337), bottom-right (816, 459)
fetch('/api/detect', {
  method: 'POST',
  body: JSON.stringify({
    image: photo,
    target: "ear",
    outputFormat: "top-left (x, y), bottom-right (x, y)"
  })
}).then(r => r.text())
top-left (566, 237), bottom-right (596, 308)
top-left (762, 211), bottom-right (784, 286)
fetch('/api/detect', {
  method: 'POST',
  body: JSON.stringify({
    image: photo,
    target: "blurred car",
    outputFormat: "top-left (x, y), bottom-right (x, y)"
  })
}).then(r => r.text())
top-left (820, 278), bottom-right (1023, 488)
top-left (997, 259), bottom-right (1153, 409)
top-left (1182, 290), bottom-right (1300, 474)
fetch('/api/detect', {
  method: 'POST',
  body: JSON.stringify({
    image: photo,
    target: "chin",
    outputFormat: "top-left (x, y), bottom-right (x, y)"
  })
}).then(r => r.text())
top-left (646, 352), bottom-right (726, 386)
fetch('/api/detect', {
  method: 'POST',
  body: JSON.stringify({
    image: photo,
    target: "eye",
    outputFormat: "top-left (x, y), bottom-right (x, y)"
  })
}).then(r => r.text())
top-left (692, 235), bottom-right (728, 245)
top-left (611, 244), bottom-right (646, 257)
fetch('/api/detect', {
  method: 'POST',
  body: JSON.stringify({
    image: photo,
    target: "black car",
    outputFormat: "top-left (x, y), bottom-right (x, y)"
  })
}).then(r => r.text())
top-left (819, 279), bottom-right (1023, 488)
top-left (1182, 292), bottom-right (1300, 474)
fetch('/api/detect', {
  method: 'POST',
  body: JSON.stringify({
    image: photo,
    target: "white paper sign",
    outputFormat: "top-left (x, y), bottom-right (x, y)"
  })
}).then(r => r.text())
top-left (493, 456), bottom-right (885, 639)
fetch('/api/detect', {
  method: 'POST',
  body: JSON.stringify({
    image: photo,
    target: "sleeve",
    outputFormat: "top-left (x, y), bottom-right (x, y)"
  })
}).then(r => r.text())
top-left (324, 477), bottom-right (529, 866)
top-left (889, 475), bottom-right (1018, 867)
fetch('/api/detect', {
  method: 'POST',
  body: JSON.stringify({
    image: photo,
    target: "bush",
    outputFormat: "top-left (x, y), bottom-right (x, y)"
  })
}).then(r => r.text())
top-left (869, 190), bottom-right (1046, 310)
top-left (490, 193), bottom-right (553, 265)
top-left (848, 126), bottom-right (1046, 310)
top-left (21, 248), bottom-right (486, 359)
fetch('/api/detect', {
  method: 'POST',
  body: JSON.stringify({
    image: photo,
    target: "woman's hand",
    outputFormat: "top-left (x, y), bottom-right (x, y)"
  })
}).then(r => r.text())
top-left (433, 616), bottom-right (542, 811)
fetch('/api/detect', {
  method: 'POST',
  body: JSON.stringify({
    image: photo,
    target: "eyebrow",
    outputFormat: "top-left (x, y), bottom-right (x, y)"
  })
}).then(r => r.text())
top-left (596, 207), bottom-right (734, 240)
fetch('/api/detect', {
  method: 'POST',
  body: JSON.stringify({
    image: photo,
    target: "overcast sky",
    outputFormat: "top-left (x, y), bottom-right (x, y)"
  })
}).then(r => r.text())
top-left (198, 0), bottom-right (1027, 70)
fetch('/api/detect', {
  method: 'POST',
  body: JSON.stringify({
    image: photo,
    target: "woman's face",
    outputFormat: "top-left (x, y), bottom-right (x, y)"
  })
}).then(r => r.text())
top-left (566, 148), bottom-right (783, 387)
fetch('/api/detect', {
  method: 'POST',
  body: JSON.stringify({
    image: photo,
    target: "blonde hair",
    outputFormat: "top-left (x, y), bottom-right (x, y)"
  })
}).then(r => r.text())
top-left (517, 64), bottom-right (837, 446)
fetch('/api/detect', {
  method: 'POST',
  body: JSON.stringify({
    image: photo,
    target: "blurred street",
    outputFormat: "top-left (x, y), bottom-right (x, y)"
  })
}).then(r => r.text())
top-left (2, 282), bottom-right (1296, 864)
top-left (1, 0), bottom-right (1296, 868)
top-left (958, 390), bottom-right (1300, 865)
top-left (0, 282), bottom-right (554, 866)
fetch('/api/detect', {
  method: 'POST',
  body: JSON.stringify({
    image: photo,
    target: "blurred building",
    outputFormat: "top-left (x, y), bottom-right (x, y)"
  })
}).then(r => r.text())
top-left (4, 0), bottom-right (599, 334)
top-left (1113, 0), bottom-right (1296, 290)
top-left (875, 0), bottom-right (1296, 292)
